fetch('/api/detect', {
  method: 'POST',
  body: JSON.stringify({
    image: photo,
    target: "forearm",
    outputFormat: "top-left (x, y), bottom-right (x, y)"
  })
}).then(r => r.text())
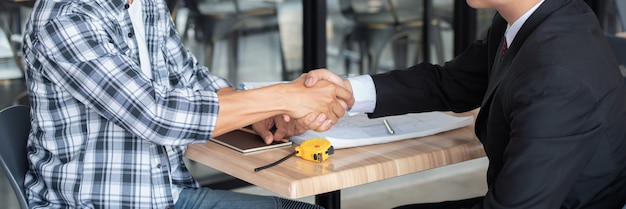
top-left (214, 77), bottom-right (352, 137)
top-left (213, 85), bottom-right (289, 137)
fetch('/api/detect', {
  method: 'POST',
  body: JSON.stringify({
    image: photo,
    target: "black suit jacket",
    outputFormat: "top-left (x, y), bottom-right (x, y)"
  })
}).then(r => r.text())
top-left (369, 0), bottom-right (626, 208)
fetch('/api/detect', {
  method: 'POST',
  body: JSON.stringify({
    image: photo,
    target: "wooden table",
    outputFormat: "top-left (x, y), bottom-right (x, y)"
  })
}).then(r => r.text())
top-left (185, 111), bottom-right (485, 209)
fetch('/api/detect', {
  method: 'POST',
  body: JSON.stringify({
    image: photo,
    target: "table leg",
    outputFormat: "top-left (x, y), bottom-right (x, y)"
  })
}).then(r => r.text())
top-left (315, 190), bottom-right (340, 209)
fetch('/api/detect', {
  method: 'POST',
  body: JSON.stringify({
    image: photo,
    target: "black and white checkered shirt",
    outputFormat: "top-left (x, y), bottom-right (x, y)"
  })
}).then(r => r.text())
top-left (22, 0), bottom-right (231, 208)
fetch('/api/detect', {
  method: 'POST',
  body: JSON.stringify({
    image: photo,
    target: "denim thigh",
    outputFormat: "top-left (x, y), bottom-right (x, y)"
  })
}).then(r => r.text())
top-left (175, 187), bottom-right (324, 209)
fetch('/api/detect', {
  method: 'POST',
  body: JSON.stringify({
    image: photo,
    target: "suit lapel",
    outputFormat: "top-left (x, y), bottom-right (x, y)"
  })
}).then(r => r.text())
top-left (480, 0), bottom-right (566, 107)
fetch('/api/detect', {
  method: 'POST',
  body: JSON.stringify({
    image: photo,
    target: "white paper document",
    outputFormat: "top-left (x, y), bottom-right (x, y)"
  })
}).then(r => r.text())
top-left (290, 112), bottom-right (474, 149)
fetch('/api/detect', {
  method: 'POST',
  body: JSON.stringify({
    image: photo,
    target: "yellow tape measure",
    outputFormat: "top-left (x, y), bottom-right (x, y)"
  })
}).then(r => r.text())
top-left (295, 138), bottom-right (334, 163)
top-left (254, 138), bottom-right (334, 172)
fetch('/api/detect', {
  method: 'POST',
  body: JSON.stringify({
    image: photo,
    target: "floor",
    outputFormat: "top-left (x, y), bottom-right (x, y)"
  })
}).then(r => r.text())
top-left (230, 158), bottom-right (488, 209)
top-left (0, 1), bottom-right (490, 208)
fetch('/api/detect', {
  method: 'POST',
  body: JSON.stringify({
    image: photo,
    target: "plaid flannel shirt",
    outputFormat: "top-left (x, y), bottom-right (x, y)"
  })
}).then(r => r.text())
top-left (23, 0), bottom-right (232, 208)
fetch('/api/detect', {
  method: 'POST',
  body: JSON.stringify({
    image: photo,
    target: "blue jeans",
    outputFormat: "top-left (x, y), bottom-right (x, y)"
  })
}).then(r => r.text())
top-left (175, 187), bottom-right (324, 209)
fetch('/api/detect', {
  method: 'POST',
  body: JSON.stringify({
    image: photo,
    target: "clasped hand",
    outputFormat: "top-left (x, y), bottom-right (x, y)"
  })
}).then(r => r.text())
top-left (252, 70), bottom-right (353, 144)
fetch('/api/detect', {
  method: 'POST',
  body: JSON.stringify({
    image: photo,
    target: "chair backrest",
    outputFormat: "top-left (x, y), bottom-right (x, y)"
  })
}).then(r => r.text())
top-left (0, 14), bottom-right (25, 79)
top-left (0, 105), bottom-right (30, 209)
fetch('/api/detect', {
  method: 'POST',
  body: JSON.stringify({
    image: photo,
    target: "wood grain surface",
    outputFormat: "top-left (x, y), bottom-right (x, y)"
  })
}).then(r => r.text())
top-left (185, 110), bottom-right (485, 198)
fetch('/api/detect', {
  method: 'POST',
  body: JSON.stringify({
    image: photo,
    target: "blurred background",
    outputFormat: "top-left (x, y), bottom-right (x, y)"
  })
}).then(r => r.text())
top-left (1, 0), bottom-right (624, 208)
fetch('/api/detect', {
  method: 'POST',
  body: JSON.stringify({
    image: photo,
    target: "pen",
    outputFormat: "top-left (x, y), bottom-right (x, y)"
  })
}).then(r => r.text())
top-left (383, 119), bottom-right (395, 135)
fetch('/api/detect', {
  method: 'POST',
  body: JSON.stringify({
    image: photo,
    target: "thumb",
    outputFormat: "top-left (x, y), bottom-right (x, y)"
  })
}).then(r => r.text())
top-left (304, 74), bottom-right (320, 87)
top-left (304, 69), bottom-right (331, 87)
top-left (305, 69), bottom-right (345, 88)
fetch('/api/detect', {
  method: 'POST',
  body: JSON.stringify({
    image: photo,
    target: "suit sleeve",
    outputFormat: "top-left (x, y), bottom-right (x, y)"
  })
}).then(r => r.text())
top-left (369, 39), bottom-right (490, 118)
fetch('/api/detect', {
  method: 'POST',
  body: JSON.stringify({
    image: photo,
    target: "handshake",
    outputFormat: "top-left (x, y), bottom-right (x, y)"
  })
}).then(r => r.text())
top-left (215, 69), bottom-right (354, 145)
top-left (284, 69), bottom-right (354, 129)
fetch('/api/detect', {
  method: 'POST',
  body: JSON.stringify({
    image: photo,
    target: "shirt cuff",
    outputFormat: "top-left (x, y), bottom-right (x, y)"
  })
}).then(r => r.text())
top-left (346, 75), bottom-right (376, 115)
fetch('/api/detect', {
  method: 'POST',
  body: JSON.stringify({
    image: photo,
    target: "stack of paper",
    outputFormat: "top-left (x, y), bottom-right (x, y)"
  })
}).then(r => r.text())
top-left (290, 111), bottom-right (473, 149)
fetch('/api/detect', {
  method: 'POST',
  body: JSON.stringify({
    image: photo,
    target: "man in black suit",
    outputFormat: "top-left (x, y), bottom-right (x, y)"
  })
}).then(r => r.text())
top-left (304, 0), bottom-right (626, 208)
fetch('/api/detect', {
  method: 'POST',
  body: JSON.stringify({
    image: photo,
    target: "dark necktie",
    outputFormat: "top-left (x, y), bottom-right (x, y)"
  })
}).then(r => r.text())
top-left (501, 36), bottom-right (508, 58)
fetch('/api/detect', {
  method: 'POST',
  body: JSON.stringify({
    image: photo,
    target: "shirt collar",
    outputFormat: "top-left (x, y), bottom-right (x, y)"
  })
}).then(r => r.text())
top-left (504, 0), bottom-right (545, 47)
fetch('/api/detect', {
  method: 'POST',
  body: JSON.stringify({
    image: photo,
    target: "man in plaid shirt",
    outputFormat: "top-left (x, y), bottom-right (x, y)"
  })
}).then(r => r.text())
top-left (22, 0), bottom-right (352, 208)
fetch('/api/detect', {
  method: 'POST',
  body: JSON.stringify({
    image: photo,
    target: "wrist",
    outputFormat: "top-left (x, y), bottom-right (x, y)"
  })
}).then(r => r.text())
top-left (271, 83), bottom-right (293, 115)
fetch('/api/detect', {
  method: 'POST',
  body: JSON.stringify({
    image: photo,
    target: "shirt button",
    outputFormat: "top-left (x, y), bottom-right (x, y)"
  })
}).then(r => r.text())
top-left (128, 32), bottom-right (133, 38)
top-left (156, 164), bottom-right (162, 168)
top-left (124, 4), bottom-right (129, 9)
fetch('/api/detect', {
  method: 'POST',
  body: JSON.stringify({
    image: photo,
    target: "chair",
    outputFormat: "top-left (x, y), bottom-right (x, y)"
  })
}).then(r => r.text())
top-left (12, 90), bottom-right (29, 106)
top-left (0, 105), bottom-right (30, 209)
top-left (0, 2), bottom-right (24, 80)
top-left (182, 0), bottom-right (282, 85)
top-left (1, 0), bottom-right (33, 109)
top-left (340, 0), bottom-right (448, 74)
top-left (167, 0), bottom-right (180, 22)
top-left (605, 34), bottom-right (626, 84)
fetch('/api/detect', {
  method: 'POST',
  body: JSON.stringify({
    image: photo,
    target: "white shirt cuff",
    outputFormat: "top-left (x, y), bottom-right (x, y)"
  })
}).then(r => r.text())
top-left (346, 75), bottom-right (376, 115)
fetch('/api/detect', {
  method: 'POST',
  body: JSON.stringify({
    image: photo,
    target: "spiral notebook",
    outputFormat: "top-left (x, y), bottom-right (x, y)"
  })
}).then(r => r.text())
top-left (212, 129), bottom-right (292, 153)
